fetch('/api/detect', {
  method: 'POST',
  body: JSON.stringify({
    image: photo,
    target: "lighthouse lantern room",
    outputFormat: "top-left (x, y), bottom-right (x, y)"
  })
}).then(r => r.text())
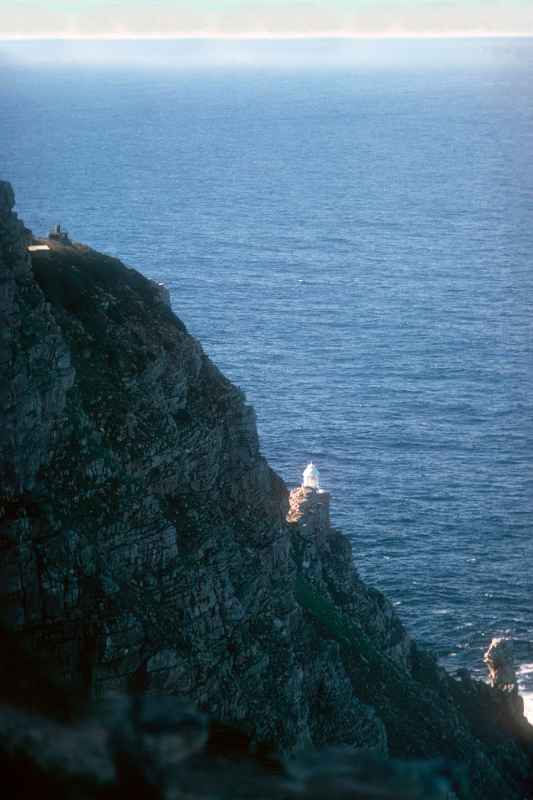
top-left (302, 462), bottom-right (320, 491)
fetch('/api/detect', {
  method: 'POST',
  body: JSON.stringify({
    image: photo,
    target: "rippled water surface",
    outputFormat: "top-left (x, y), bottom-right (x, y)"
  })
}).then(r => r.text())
top-left (1, 38), bottom-right (532, 707)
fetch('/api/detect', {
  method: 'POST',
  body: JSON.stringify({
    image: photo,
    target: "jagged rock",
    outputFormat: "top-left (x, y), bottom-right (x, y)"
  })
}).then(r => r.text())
top-left (0, 181), bottom-right (532, 799)
top-left (484, 638), bottom-right (517, 692)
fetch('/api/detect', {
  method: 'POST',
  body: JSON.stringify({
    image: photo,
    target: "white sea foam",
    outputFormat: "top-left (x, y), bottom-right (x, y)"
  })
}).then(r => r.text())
top-left (523, 694), bottom-right (533, 724)
top-left (518, 663), bottom-right (533, 723)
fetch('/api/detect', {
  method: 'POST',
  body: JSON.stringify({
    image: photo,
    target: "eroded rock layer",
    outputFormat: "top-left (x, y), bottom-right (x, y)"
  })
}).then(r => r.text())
top-left (0, 181), bottom-right (531, 799)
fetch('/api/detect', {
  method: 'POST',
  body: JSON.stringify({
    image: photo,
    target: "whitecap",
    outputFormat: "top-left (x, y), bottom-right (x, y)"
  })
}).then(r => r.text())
top-left (521, 690), bottom-right (533, 724)
top-left (517, 663), bottom-right (533, 724)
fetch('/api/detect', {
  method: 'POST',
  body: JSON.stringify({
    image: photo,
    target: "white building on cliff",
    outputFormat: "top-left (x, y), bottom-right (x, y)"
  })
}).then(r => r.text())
top-left (287, 462), bottom-right (330, 532)
top-left (303, 462), bottom-right (320, 491)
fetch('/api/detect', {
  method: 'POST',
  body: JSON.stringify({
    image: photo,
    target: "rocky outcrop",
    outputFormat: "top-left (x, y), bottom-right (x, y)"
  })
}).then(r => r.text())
top-left (0, 181), bottom-right (532, 799)
top-left (485, 638), bottom-right (518, 693)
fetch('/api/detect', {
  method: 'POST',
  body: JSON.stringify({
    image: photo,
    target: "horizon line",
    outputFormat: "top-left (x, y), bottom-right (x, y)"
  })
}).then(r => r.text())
top-left (2, 32), bottom-right (533, 42)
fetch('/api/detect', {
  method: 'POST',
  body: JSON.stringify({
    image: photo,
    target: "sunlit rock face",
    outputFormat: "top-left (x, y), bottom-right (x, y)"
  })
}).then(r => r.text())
top-left (485, 638), bottom-right (518, 692)
top-left (0, 180), bottom-right (532, 799)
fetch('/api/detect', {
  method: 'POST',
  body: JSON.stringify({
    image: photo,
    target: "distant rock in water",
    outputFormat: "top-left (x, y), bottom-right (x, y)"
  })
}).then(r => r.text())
top-left (0, 181), bottom-right (532, 799)
top-left (485, 638), bottom-right (518, 692)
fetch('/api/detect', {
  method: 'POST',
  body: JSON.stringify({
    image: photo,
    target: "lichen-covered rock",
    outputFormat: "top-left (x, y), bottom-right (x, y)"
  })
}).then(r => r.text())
top-left (0, 181), bottom-right (531, 799)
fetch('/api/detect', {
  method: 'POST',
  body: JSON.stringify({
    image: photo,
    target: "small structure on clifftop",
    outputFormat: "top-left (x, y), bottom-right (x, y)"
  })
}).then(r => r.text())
top-left (287, 462), bottom-right (330, 534)
top-left (49, 223), bottom-right (70, 243)
top-left (303, 462), bottom-right (320, 491)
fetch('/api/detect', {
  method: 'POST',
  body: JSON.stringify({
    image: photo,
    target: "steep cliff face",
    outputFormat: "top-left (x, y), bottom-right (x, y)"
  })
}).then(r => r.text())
top-left (0, 181), bottom-right (386, 754)
top-left (0, 183), bottom-right (74, 496)
top-left (0, 182), bottom-right (531, 799)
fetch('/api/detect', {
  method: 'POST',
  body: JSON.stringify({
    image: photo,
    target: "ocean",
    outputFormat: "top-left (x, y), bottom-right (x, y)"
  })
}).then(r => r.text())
top-left (1, 37), bottom-right (532, 715)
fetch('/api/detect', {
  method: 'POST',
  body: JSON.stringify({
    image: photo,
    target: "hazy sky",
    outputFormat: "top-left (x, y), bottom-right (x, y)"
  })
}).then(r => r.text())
top-left (3, 0), bottom-right (533, 38)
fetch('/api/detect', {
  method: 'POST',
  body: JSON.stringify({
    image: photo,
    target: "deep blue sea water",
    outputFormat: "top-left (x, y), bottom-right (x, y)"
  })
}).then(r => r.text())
top-left (1, 38), bottom-right (532, 713)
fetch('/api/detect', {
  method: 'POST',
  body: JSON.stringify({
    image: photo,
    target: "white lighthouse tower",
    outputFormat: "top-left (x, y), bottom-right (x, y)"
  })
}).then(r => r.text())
top-left (302, 462), bottom-right (320, 491)
top-left (287, 461), bottom-right (330, 532)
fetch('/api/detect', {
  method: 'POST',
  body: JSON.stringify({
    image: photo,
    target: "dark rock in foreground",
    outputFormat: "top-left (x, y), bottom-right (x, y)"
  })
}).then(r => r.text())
top-left (0, 696), bottom-right (464, 800)
top-left (0, 181), bottom-right (532, 798)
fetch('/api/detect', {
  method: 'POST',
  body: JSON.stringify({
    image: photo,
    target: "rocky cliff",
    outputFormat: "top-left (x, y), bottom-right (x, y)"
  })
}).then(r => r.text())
top-left (0, 181), bottom-right (531, 799)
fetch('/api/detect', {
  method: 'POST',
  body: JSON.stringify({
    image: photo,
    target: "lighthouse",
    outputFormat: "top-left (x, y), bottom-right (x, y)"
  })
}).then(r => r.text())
top-left (287, 462), bottom-right (330, 534)
top-left (302, 462), bottom-right (320, 491)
